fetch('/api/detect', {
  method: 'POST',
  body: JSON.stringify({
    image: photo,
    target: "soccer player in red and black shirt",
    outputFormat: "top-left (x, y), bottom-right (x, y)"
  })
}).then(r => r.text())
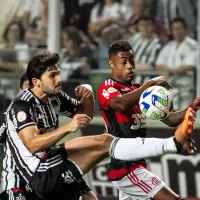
top-left (98, 40), bottom-right (200, 200)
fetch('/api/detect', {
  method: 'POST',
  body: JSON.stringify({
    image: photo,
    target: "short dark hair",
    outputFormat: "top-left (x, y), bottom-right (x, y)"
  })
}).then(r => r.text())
top-left (108, 40), bottom-right (133, 58)
top-left (170, 17), bottom-right (187, 29)
top-left (62, 26), bottom-right (82, 46)
top-left (26, 51), bottom-right (60, 87)
top-left (137, 16), bottom-right (155, 24)
top-left (20, 72), bottom-right (28, 89)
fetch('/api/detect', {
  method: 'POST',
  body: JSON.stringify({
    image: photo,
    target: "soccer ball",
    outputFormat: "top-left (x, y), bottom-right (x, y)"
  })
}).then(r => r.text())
top-left (139, 85), bottom-right (173, 120)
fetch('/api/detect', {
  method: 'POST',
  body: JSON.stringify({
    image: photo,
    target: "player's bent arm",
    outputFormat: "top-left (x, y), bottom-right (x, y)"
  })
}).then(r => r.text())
top-left (18, 114), bottom-right (90, 153)
top-left (109, 81), bottom-right (153, 113)
top-left (18, 124), bottom-right (74, 153)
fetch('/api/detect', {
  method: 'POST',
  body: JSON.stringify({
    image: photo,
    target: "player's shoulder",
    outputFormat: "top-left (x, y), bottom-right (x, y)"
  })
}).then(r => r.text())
top-left (99, 79), bottom-right (116, 88)
top-left (12, 89), bottom-right (36, 108)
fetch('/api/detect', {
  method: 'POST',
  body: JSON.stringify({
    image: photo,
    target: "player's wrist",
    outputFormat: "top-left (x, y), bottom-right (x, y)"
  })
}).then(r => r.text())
top-left (189, 103), bottom-right (198, 112)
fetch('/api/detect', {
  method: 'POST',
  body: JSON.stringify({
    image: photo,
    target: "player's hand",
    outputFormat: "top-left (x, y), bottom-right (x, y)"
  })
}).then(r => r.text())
top-left (192, 96), bottom-right (200, 111)
top-left (74, 84), bottom-right (94, 102)
top-left (150, 76), bottom-right (172, 90)
top-left (68, 114), bottom-right (91, 132)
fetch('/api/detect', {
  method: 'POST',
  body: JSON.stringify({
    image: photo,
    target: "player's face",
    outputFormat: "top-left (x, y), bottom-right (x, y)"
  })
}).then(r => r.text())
top-left (171, 22), bottom-right (186, 42)
top-left (109, 51), bottom-right (135, 83)
top-left (39, 66), bottom-right (62, 95)
top-left (138, 20), bottom-right (154, 38)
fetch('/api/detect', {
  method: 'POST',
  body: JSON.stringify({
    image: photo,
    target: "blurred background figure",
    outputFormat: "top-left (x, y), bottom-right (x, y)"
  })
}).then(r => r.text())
top-left (24, 0), bottom-right (49, 49)
top-left (22, 0), bottom-right (42, 31)
top-left (156, 17), bottom-right (197, 110)
top-left (151, 0), bottom-right (197, 39)
top-left (88, 0), bottom-right (126, 43)
top-left (98, 24), bottom-right (123, 69)
top-left (125, 0), bottom-right (168, 44)
top-left (0, 0), bottom-right (24, 42)
top-left (60, 26), bottom-right (98, 97)
top-left (0, 21), bottom-right (29, 72)
top-left (129, 16), bottom-right (162, 72)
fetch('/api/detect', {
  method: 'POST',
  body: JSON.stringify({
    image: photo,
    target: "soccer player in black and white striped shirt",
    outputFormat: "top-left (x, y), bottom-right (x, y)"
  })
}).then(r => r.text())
top-left (3, 51), bottom-right (196, 199)
top-left (0, 73), bottom-right (41, 200)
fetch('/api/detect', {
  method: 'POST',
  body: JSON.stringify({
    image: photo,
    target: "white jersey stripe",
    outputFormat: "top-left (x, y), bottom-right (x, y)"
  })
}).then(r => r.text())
top-left (37, 160), bottom-right (63, 171)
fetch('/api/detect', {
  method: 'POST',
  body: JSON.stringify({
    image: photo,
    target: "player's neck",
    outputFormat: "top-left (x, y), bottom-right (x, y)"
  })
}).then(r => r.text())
top-left (30, 88), bottom-right (48, 104)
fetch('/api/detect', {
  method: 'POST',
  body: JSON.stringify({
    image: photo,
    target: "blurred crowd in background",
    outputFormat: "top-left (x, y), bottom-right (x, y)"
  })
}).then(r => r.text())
top-left (0, 0), bottom-right (198, 113)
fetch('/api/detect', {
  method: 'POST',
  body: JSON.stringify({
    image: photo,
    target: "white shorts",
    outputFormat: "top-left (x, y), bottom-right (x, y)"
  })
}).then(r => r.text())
top-left (111, 166), bottom-right (165, 200)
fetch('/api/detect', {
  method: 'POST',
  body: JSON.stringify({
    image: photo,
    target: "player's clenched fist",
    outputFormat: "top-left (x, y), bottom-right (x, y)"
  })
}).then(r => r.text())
top-left (74, 84), bottom-right (94, 102)
top-left (68, 114), bottom-right (91, 132)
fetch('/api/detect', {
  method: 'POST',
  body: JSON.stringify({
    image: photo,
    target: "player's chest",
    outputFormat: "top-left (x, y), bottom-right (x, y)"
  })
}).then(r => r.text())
top-left (33, 104), bottom-right (59, 131)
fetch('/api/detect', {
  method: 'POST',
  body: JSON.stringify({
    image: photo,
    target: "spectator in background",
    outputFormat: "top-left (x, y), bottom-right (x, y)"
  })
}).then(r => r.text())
top-left (129, 16), bottom-right (162, 71)
top-left (98, 24), bottom-right (123, 69)
top-left (0, 21), bottom-right (29, 72)
top-left (88, 0), bottom-right (126, 43)
top-left (152, 0), bottom-right (197, 39)
top-left (156, 18), bottom-right (197, 110)
top-left (0, 0), bottom-right (24, 42)
top-left (25, 0), bottom-right (48, 49)
top-left (125, 0), bottom-right (168, 44)
top-left (60, 26), bottom-right (98, 97)
top-left (77, 0), bottom-right (97, 35)
top-left (22, 0), bottom-right (42, 31)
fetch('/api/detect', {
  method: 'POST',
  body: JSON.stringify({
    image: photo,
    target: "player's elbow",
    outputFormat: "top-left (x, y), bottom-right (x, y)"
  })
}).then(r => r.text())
top-left (110, 97), bottom-right (131, 113)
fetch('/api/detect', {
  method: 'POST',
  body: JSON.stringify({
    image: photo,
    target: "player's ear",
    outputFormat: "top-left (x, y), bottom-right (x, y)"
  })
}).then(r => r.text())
top-left (32, 78), bottom-right (40, 87)
top-left (109, 60), bottom-right (114, 69)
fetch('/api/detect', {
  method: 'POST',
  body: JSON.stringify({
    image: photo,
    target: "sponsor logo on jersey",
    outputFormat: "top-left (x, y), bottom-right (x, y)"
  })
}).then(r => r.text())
top-left (121, 87), bottom-right (131, 92)
top-left (107, 87), bottom-right (117, 93)
top-left (17, 111), bottom-right (27, 122)
top-left (62, 170), bottom-right (76, 184)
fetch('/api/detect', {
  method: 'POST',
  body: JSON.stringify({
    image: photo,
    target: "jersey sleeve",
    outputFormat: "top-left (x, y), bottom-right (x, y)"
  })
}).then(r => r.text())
top-left (0, 113), bottom-right (6, 145)
top-left (58, 90), bottom-right (79, 117)
top-left (8, 100), bottom-right (36, 132)
top-left (98, 80), bottom-right (121, 110)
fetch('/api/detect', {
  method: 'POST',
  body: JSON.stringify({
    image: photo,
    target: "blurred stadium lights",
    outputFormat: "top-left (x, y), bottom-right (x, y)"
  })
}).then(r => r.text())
top-left (47, 0), bottom-right (60, 52)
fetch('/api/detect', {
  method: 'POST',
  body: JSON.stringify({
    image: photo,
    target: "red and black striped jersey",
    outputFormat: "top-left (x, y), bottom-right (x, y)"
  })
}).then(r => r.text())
top-left (98, 78), bottom-right (146, 138)
top-left (98, 78), bottom-right (147, 177)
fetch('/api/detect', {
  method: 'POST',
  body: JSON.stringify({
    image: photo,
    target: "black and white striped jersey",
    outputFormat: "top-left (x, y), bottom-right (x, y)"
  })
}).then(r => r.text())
top-left (1, 88), bottom-right (79, 189)
top-left (0, 112), bottom-right (22, 194)
top-left (0, 112), bottom-right (6, 145)
top-left (129, 33), bottom-right (162, 68)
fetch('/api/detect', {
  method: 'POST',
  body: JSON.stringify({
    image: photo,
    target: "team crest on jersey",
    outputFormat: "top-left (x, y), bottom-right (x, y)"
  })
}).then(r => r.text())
top-left (107, 87), bottom-right (117, 93)
top-left (17, 111), bottom-right (27, 122)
